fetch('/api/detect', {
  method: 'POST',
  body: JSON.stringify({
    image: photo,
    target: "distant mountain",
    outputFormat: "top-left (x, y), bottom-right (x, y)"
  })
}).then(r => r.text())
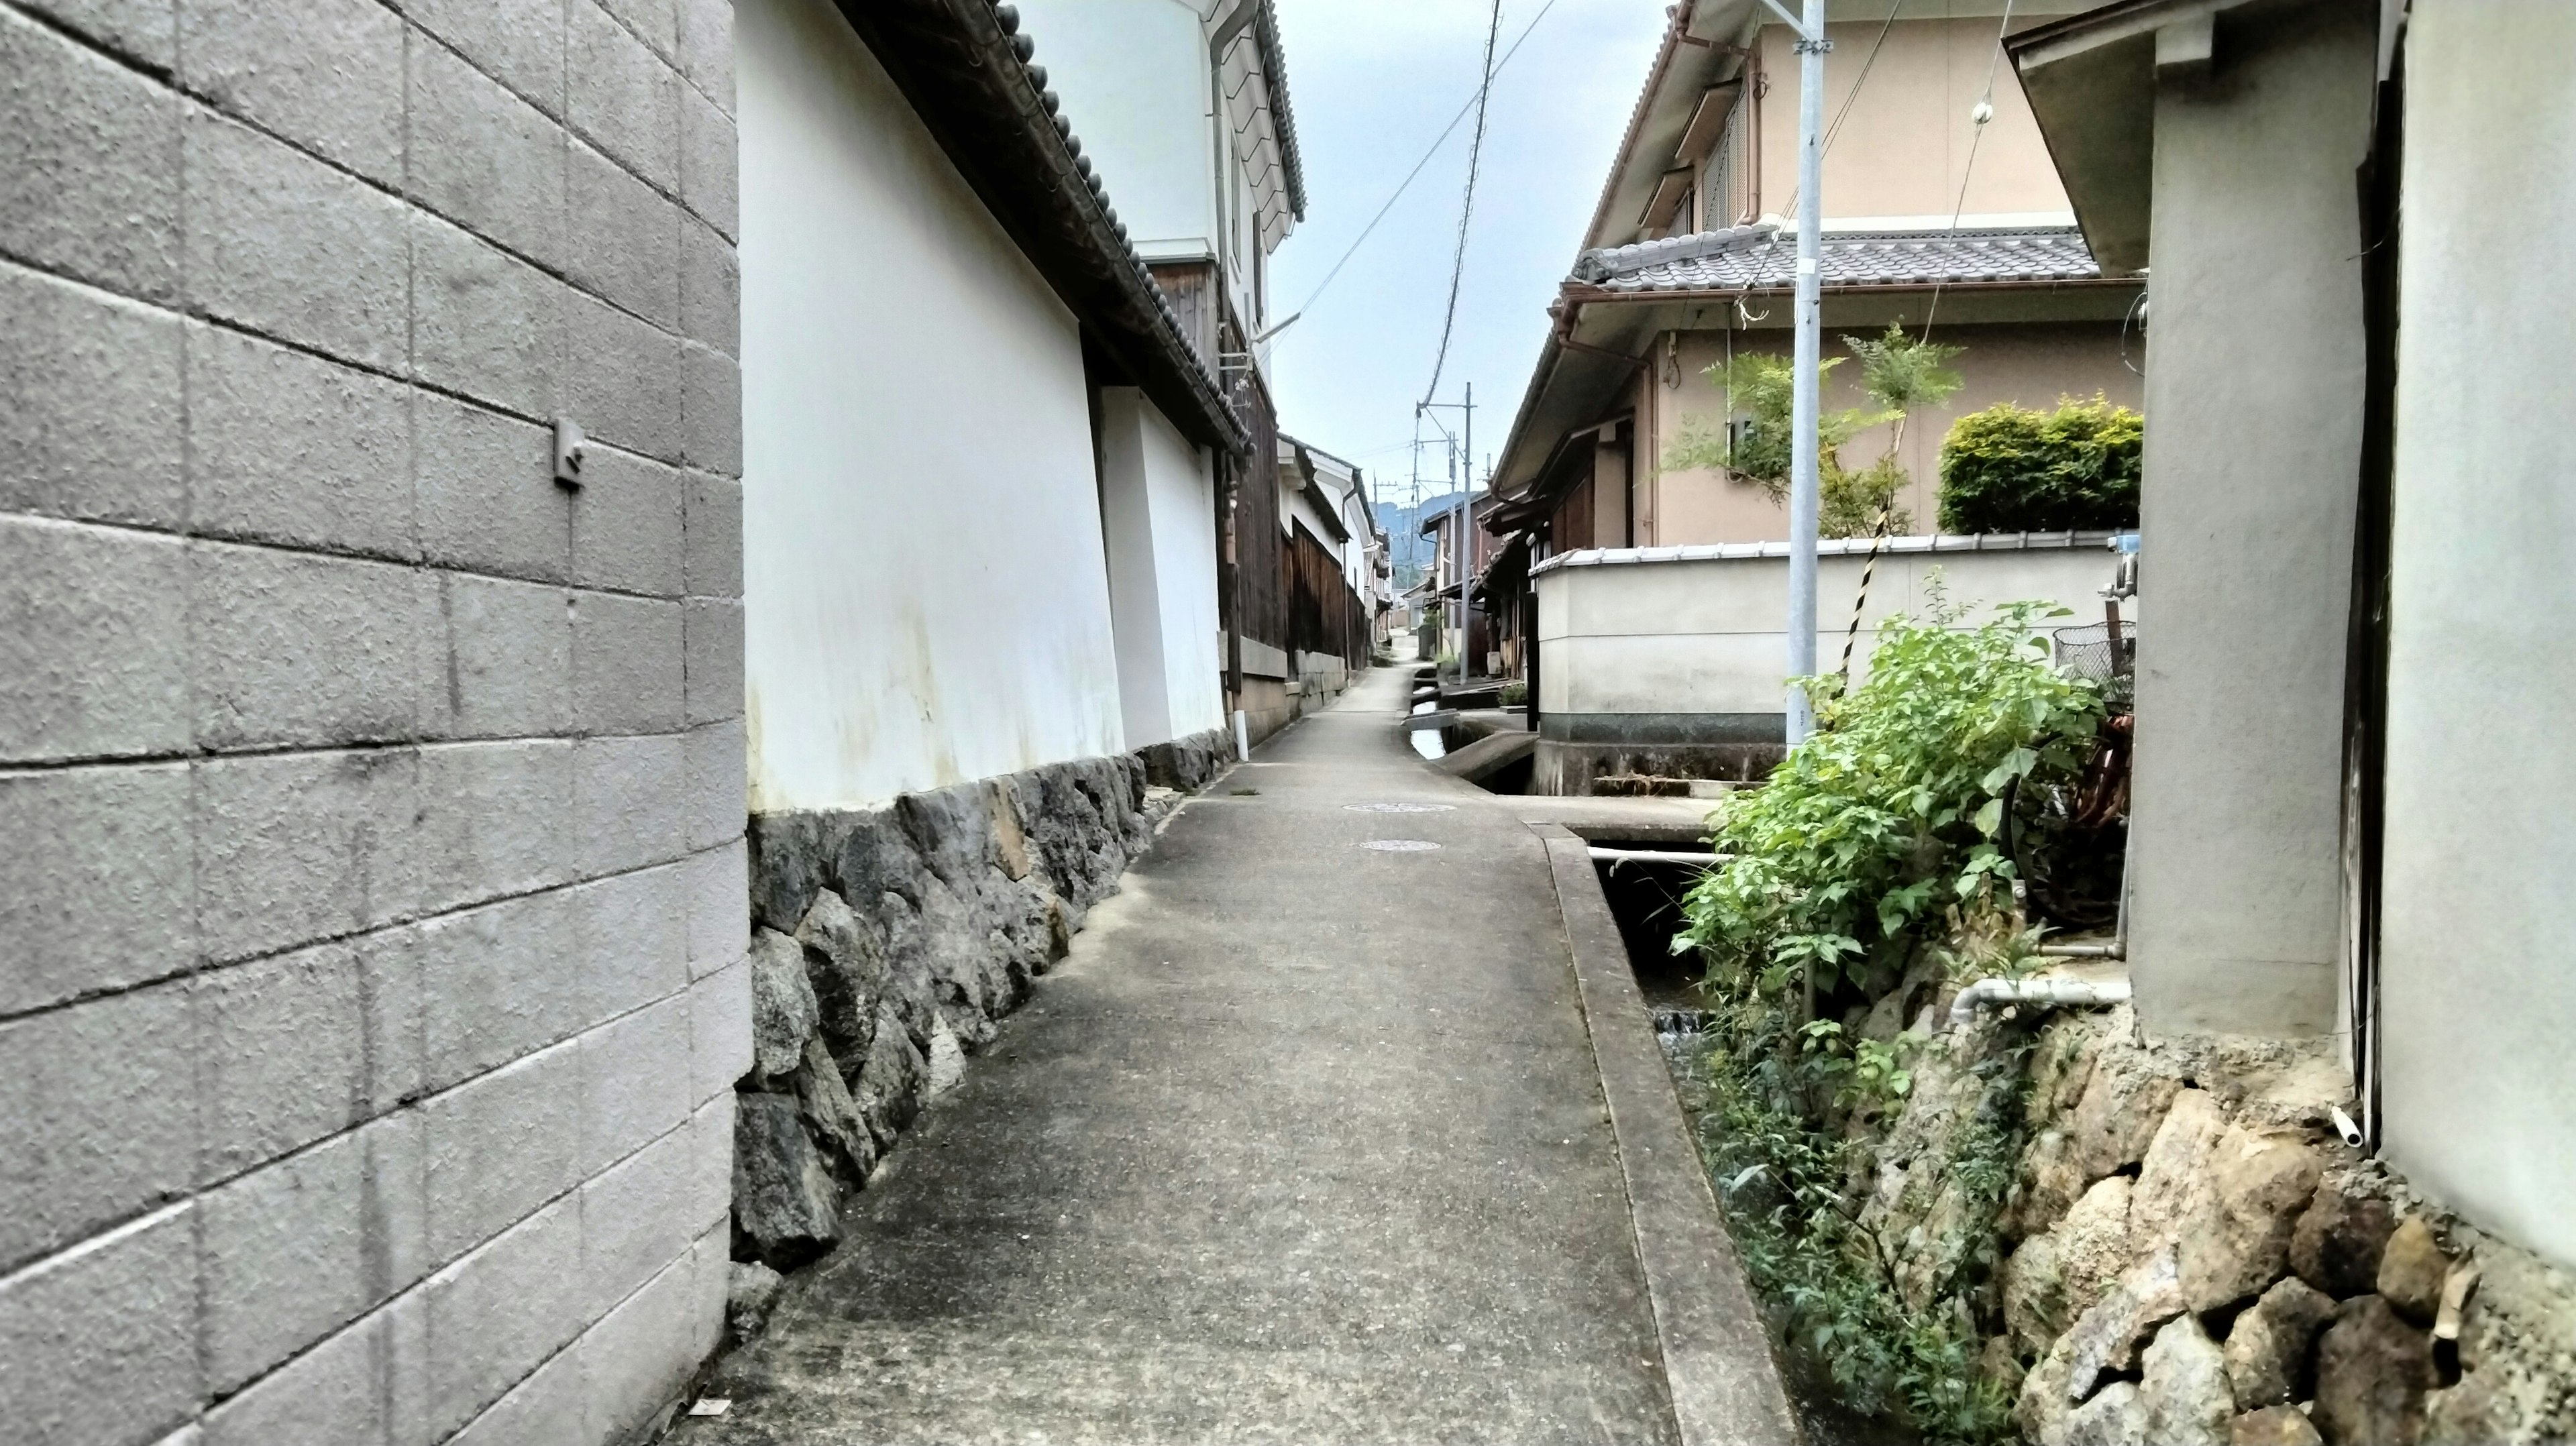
top-left (1374, 491), bottom-right (1464, 585)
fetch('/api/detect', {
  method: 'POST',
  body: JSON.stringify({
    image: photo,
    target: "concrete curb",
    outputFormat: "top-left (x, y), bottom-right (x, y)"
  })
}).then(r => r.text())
top-left (1535, 824), bottom-right (1804, 1446)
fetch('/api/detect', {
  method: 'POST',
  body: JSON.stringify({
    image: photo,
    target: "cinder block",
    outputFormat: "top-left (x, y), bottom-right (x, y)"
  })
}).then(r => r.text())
top-left (360, 926), bottom-right (426, 1112)
top-left (189, 541), bottom-right (433, 752)
top-left (411, 888), bottom-right (585, 1094)
top-left (688, 957), bottom-right (751, 1105)
top-left (197, 941), bottom-right (368, 1178)
top-left (568, 139), bottom-right (680, 329)
top-left (0, 516), bottom-right (189, 764)
top-left (401, 0), bottom-right (566, 119)
top-left (682, 471), bottom-right (742, 600)
top-left (572, 592), bottom-right (684, 735)
top-left (577, 1122), bottom-right (694, 1323)
top-left (678, 83), bottom-right (737, 242)
top-left (566, 289), bottom-right (684, 463)
top-left (183, 108), bottom-right (407, 371)
top-left (431, 575), bottom-right (574, 740)
top-left (686, 1224), bottom-right (727, 1361)
top-left (423, 1194), bottom-right (586, 1439)
top-left (407, 34), bottom-right (568, 272)
top-left (13, 0), bottom-right (175, 68)
top-left (0, 763), bottom-right (194, 1015)
top-left (193, 747), bottom-right (419, 963)
top-left (0, 1203), bottom-right (201, 1446)
top-left (676, 217), bottom-right (737, 359)
top-left (683, 596), bottom-right (745, 726)
top-left (0, 261), bottom-right (185, 527)
top-left (680, 341), bottom-right (742, 479)
top-left (419, 1040), bottom-right (584, 1264)
top-left (684, 1093), bottom-right (733, 1236)
top-left (682, 841), bottom-right (747, 980)
top-left (203, 1297), bottom-right (425, 1446)
top-left (684, 719), bottom-right (745, 851)
top-left (568, 2), bottom-right (679, 193)
top-left (415, 393), bottom-right (572, 583)
top-left (180, 0), bottom-right (404, 185)
top-left (574, 733), bottom-right (690, 879)
top-left (676, 0), bottom-right (734, 116)
top-left (581, 993), bottom-right (692, 1180)
top-left (570, 448), bottom-right (685, 598)
top-left (414, 739), bottom-right (578, 907)
top-left (413, 215), bottom-right (570, 423)
top-left (186, 323), bottom-right (416, 561)
top-left (573, 864), bottom-right (687, 1032)
top-left (0, 8), bottom-right (181, 300)
top-left (0, 980), bottom-right (197, 1273)
top-left (580, 1244), bottom-right (702, 1443)
top-left (198, 1112), bottom-right (429, 1394)
top-left (598, 0), bottom-right (676, 60)
top-left (443, 1333), bottom-right (586, 1446)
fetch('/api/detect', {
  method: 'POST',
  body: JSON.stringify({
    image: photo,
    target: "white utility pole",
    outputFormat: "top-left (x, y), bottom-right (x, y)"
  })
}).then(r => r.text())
top-left (1780, 0), bottom-right (1827, 742)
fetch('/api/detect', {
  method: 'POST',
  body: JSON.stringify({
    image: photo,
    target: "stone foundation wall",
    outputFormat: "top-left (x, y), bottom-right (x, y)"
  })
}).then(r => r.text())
top-left (1871, 1001), bottom-right (2576, 1445)
top-left (720, 729), bottom-right (1228, 1311)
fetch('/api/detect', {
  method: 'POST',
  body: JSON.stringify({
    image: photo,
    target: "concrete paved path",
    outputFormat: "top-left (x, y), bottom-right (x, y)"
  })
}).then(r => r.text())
top-left (678, 668), bottom-right (1681, 1444)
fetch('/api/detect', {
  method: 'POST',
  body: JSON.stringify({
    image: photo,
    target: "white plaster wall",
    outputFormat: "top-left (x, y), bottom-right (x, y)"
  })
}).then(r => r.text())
top-left (2123, 6), bottom-right (2373, 1040)
top-left (1012, 0), bottom-right (1216, 260)
top-left (739, 0), bottom-right (1125, 812)
top-left (2377, 0), bottom-right (2576, 1272)
top-left (1099, 388), bottom-right (1224, 747)
top-left (1536, 545), bottom-right (2125, 718)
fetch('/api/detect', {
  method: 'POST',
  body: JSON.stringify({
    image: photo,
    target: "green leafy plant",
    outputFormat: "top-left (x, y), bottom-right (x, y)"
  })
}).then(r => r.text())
top-left (1665, 328), bottom-right (1962, 539)
top-left (1676, 593), bottom-right (2105, 1000)
top-left (1938, 394), bottom-right (2141, 534)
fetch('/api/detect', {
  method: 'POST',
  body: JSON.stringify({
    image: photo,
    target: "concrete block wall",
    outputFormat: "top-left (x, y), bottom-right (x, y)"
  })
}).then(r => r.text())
top-left (0, 1), bottom-right (747, 1443)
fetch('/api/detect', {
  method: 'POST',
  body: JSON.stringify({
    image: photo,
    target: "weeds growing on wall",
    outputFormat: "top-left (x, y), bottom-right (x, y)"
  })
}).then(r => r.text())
top-left (1670, 598), bottom-right (2102, 1443)
top-left (1937, 395), bottom-right (2141, 535)
top-left (1685, 1002), bottom-right (2028, 1445)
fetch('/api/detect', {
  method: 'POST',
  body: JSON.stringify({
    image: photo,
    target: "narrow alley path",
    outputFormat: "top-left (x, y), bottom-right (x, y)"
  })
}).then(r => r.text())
top-left (676, 666), bottom-right (1683, 1444)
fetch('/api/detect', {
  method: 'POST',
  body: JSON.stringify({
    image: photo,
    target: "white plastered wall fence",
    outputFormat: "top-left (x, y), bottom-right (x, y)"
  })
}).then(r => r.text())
top-left (737, 0), bottom-right (1127, 814)
top-left (2377, 0), bottom-right (2576, 1272)
top-left (1534, 536), bottom-right (2128, 730)
top-left (0, 0), bottom-right (749, 1441)
top-left (1098, 388), bottom-right (1224, 749)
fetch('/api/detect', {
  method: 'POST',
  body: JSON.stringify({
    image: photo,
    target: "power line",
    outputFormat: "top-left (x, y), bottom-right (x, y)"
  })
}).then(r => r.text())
top-left (1919, 0), bottom-right (2018, 339)
top-left (1419, 0), bottom-right (1505, 408)
top-left (1285, 0), bottom-right (1560, 327)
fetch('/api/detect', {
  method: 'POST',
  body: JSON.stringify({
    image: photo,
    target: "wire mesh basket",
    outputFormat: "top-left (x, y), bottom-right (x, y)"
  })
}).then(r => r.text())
top-left (2053, 622), bottom-right (2137, 704)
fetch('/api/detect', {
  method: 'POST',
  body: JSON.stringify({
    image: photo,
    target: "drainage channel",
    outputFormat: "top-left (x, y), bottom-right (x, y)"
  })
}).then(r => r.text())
top-left (1587, 842), bottom-right (1927, 1446)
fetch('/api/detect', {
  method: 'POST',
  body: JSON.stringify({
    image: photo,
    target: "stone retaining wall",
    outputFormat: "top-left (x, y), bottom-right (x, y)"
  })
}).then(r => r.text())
top-left (1874, 1001), bottom-right (2576, 1445)
top-left (720, 729), bottom-right (1229, 1312)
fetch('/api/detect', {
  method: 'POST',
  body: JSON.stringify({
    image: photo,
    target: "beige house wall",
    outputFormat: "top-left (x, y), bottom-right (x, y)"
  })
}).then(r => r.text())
top-left (1751, 15), bottom-right (2073, 225)
top-left (1638, 320), bottom-right (2139, 547)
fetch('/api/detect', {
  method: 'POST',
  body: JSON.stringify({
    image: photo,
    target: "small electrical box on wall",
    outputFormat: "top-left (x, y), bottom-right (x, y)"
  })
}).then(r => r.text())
top-left (553, 419), bottom-right (587, 488)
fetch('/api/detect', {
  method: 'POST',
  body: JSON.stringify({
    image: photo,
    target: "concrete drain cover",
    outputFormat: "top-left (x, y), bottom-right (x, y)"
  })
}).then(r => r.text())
top-left (1344, 802), bottom-right (1457, 814)
top-left (1356, 839), bottom-right (1443, 852)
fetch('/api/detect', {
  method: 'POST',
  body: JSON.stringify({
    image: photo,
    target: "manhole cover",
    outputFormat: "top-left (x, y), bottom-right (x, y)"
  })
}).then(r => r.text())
top-left (1356, 839), bottom-right (1443, 852)
top-left (1343, 802), bottom-right (1457, 814)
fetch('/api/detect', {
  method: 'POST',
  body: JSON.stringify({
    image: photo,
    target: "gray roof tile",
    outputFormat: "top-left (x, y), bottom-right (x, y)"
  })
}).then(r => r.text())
top-left (1570, 223), bottom-right (2102, 292)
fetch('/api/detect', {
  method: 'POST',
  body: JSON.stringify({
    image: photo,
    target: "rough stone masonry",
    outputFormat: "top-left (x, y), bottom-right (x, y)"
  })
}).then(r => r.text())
top-left (724, 731), bottom-right (1232, 1296)
top-left (0, 0), bottom-right (748, 1442)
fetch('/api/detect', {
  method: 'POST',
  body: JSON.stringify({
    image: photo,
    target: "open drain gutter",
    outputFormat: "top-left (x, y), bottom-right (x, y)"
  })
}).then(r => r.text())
top-left (1534, 822), bottom-right (1801, 1446)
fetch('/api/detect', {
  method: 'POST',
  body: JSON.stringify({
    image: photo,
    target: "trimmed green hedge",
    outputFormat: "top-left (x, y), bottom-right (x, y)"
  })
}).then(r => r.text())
top-left (1936, 396), bottom-right (2141, 534)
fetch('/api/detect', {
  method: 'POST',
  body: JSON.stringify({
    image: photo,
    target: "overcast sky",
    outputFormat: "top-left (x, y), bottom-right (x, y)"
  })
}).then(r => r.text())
top-left (1264, 0), bottom-right (1672, 511)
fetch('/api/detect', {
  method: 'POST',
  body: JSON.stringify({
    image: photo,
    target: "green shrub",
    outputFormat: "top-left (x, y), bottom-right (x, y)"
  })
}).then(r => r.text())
top-left (1677, 595), bottom-right (2104, 997)
top-left (1937, 395), bottom-right (2141, 535)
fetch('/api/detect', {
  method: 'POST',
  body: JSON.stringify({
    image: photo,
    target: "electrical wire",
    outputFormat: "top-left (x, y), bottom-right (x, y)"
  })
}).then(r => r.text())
top-left (1919, 0), bottom-right (2017, 340)
top-left (1419, 0), bottom-right (1506, 408)
top-left (1773, 0), bottom-right (1906, 221)
top-left (1284, 0), bottom-right (1560, 327)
